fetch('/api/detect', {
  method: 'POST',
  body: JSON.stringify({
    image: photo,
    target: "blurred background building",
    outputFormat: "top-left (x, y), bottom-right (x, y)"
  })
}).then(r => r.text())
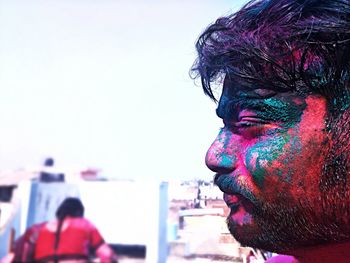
top-left (0, 171), bottom-right (260, 262)
top-left (0, 0), bottom-right (262, 262)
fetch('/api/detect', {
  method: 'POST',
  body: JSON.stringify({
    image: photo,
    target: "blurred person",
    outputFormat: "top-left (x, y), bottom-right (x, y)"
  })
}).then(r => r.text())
top-left (192, 0), bottom-right (350, 262)
top-left (12, 222), bottom-right (46, 262)
top-left (13, 197), bottom-right (118, 263)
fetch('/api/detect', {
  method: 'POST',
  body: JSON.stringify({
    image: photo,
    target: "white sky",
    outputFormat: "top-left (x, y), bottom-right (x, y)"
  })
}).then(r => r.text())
top-left (0, 0), bottom-right (246, 180)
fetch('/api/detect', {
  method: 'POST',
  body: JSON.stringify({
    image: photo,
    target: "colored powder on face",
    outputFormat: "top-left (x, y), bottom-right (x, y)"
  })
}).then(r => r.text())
top-left (221, 95), bottom-right (306, 129)
top-left (217, 88), bottom-right (308, 187)
top-left (282, 133), bottom-right (302, 173)
top-left (260, 98), bottom-right (305, 128)
top-left (220, 155), bottom-right (233, 167)
top-left (337, 92), bottom-right (350, 112)
top-left (246, 133), bottom-right (292, 187)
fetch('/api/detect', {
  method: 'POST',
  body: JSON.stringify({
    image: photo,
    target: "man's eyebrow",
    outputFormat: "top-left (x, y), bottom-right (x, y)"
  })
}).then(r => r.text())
top-left (216, 98), bottom-right (262, 119)
top-left (216, 97), bottom-right (292, 120)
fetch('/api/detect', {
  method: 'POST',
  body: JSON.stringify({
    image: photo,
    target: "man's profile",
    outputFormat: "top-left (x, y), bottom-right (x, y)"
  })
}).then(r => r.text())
top-left (192, 0), bottom-right (350, 262)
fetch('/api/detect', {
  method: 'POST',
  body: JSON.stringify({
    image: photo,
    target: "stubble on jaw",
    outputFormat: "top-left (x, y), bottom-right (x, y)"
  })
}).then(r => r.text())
top-left (226, 171), bottom-right (350, 254)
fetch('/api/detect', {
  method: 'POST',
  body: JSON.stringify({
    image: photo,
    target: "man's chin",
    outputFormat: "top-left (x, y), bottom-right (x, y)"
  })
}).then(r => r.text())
top-left (226, 217), bottom-right (303, 253)
top-left (226, 215), bottom-right (350, 254)
top-left (226, 217), bottom-right (263, 248)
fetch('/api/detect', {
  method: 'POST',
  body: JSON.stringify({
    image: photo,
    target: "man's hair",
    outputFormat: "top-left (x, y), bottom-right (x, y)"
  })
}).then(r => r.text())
top-left (192, 0), bottom-right (350, 113)
top-left (56, 197), bottom-right (84, 220)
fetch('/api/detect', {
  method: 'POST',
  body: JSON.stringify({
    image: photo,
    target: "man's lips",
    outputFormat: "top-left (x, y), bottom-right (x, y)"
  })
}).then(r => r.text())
top-left (214, 173), bottom-right (256, 213)
top-left (224, 193), bottom-right (254, 214)
top-left (224, 193), bottom-right (242, 205)
top-left (224, 193), bottom-right (243, 213)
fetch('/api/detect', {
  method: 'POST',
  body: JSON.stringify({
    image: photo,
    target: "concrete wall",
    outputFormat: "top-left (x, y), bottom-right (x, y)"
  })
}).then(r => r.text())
top-left (0, 181), bottom-right (32, 259)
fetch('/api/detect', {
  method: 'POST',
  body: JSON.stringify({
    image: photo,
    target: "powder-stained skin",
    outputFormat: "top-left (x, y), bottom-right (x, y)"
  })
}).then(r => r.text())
top-left (192, 0), bottom-right (350, 256)
top-left (207, 76), bottom-right (334, 251)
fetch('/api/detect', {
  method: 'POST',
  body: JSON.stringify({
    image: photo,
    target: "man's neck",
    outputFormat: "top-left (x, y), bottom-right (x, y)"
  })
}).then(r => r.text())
top-left (288, 242), bottom-right (350, 263)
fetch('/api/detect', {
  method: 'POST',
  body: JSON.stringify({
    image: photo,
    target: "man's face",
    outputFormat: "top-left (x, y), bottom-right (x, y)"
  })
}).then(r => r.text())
top-left (205, 77), bottom-right (347, 252)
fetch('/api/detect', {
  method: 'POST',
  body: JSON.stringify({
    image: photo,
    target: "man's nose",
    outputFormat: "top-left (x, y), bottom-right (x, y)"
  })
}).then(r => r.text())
top-left (205, 128), bottom-right (238, 174)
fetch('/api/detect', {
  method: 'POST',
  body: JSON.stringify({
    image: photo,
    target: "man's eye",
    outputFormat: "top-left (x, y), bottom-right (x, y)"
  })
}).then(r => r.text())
top-left (229, 117), bottom-right (271, 138)
top-left (234, 117), bottom-right (268, 127)
top-left (234, 122), bottom-right (261, 128)
top-left (223, 117), bottom-right (266, 128)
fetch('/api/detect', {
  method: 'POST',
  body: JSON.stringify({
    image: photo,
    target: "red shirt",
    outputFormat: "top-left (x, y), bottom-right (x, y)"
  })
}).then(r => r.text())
top-left (34, 217), bottom-right (104, 262)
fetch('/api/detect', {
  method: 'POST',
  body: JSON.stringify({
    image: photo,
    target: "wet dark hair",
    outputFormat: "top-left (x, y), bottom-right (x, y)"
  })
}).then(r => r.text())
top-left (192, 0), bottom-right (350, 112)
top-left (54, 198), bottom-right (84, 253)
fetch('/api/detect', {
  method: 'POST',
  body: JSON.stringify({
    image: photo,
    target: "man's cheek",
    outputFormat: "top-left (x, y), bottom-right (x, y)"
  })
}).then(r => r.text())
top-left (245, 134), bottom-right (295, 187)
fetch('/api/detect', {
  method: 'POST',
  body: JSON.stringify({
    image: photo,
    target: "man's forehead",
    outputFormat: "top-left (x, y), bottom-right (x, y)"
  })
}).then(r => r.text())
top-left (219, 75), bottom-right (310, 114)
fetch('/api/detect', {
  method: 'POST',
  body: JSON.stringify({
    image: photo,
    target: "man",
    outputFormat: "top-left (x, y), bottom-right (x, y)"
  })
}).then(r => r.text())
top-left (192, 0), bottom-right (350, 262)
